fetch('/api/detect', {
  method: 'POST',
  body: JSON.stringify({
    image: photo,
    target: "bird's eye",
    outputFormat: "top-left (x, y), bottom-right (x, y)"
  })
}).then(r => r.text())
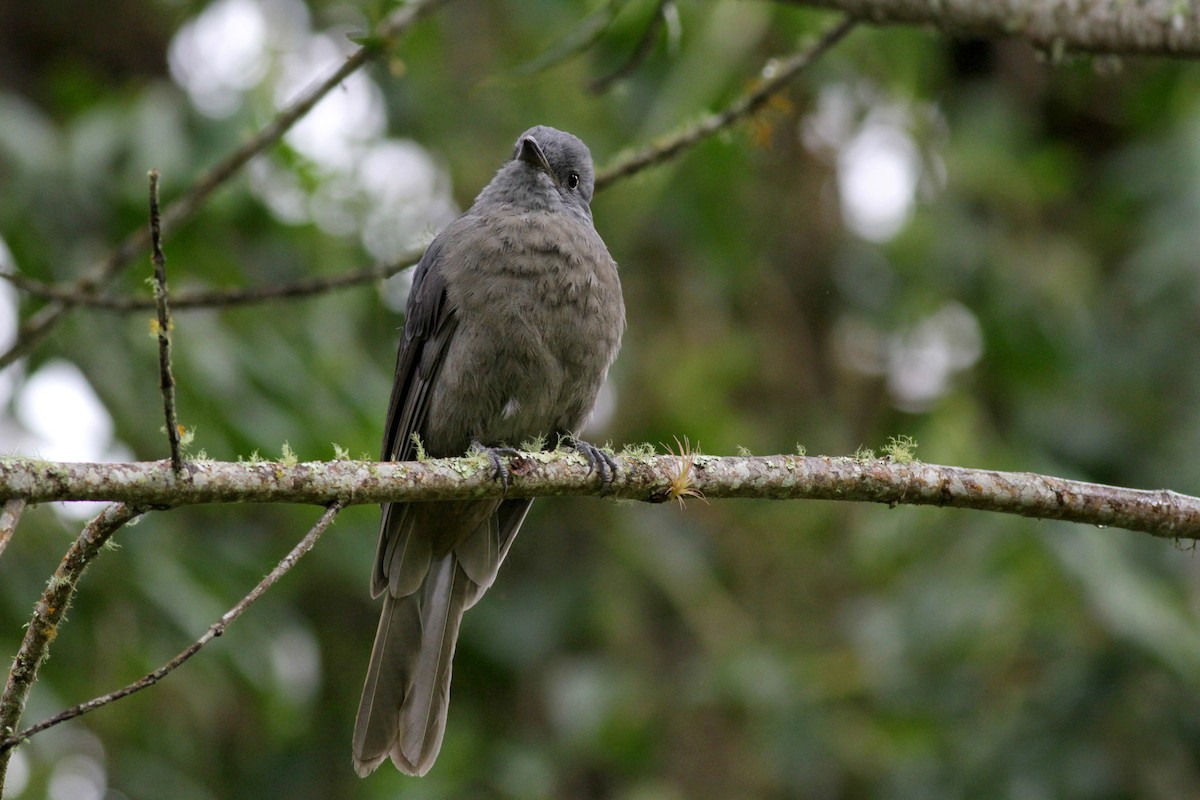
top-left (567, 172), bottom-right (580, 189)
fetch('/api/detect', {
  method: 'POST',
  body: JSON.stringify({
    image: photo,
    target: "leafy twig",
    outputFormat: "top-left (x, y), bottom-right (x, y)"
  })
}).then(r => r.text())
top-left (590, 0), bottom-right (672, 93)
top-left (594, 14), bottom-right (857, 190)
top-left (512, 0), bottom-right (629, 76)
top-left (0, 0), bottom-right (448, 369)
top-left (0, 502), bottom-right (342, 757)
top-left (0, 11), bottom-right (849, 320)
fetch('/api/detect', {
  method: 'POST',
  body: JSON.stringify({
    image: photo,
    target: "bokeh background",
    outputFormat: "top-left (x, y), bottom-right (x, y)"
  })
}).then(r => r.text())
top-left (3, 1), bottom-right (1200, 797)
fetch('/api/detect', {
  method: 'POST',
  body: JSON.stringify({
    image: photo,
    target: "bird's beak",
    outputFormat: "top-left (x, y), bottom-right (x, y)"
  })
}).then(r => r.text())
top-left (517, 135), bottom-right (557, 183)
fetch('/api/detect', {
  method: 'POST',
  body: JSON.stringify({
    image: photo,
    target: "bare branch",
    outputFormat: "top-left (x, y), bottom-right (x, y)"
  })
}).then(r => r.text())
top-left (595, 14), bottom-right (857, 190)
top-left (0, 0), bottom-right (448, 370)
top-left (780, 0), bottom-right (1200, 58)
top-left (0, 454), bottom-right (1196, 539)
top-left (149, 171), bottom-right (184, 474)
top-left (0, 502), bottom-right (341, 755)
top-left (0, 499), bottom-right (24, 559)
top-left (1, 258), bottom-right (418, 313)
top-left (0, 503), bottom-right (143, 789)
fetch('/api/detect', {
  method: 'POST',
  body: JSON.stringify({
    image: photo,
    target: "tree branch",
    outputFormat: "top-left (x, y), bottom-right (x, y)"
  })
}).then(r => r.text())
top-left (596, 14), bottom-right (857, 190)
top-left (148, 171), bottom-right (184, 474)
top-left (781, 0), bottom-right (1200, 58)
top-left (0, 499), bottom-right (24, 560)
top-left (0, 454), bottom-right (1195, 539)
top-left (589, 0), bottom-right (672, 94)
top-left (1, 258), bottom-right (419, 313)
top-left (0, 502), bottom-right (341, 757)
top-left (512, 0), bottom-right (628, 77)
top-left (0, 11), bottom-right (852, 320)
top-left (0, 503), bottom-right (143, 789)
top-left (0, 0), bottom-right (447, 369)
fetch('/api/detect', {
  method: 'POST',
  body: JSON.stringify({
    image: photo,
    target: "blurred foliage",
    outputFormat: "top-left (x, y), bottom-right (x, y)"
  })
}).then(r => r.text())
top-left (3, 0), bottom-right (1200, 798)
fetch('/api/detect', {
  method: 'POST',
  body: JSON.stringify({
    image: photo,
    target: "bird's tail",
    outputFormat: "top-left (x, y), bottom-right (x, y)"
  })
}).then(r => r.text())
top-left (352, 553), bottom-right (470, 776)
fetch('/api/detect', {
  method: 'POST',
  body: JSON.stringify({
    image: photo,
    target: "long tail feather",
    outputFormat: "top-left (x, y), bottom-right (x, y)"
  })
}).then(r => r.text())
top-left (352, 555), bottom-right (471, 776)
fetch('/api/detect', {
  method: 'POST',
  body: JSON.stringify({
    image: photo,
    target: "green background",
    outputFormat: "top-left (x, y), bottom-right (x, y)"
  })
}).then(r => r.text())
top-left (3, 1), bottom-right (1200, 797)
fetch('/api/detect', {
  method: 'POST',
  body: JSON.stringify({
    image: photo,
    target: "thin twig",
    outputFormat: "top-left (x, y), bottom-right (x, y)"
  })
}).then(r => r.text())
top-left (512, 0), bottom-right (627, 76)
top-left (595, 14), bottom-right (856, 190)
top-left (0, 502), bottom-right (341, 756)
top-left (1, 256), bottom-right (418, 313)
top-left (0, 498), bottom-right (25, 560)
top-left (149, 171), bottom-right (184, 474)
top-left (0, 503), bottom-right (143, 790)
top-left (590, 0), bottom-right (670, 93)
top-left (0, 0), bottom-right (448, 370)
top-left (0, 10), bottom-right (847, 321)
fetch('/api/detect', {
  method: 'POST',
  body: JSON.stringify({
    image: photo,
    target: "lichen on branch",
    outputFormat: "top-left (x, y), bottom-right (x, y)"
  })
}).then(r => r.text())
top-left (0, 453), bottom-right (1195, 539)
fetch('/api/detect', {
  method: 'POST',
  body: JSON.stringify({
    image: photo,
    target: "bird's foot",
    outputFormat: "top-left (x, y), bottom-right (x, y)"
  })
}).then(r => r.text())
top-left (564, 435), bottom-right (618, 493)
top-left (470, 441), bottom-right (523, 489)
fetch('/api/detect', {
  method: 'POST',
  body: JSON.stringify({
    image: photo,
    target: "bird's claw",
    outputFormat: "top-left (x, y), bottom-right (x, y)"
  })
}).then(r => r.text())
top-left (470, 441), bottom-right (522, 490)
top-left (566, 436), bottom-right (618, 493)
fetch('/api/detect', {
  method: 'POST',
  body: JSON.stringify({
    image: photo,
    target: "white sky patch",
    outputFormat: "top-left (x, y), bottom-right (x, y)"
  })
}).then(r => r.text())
top-left (357, 140), bottom-right (443, 209)
top-left (168, 0), bottom-right (270, 117)
top-left (834, 303), bottom-right (983, 412)
top-left (0, 236), bottom-right (19, 408)
top-left (169, 0), bottom-right (312, 117)
top-left (269, 625), bottom-right (322, 705)
top-left (15, 360), bottom-right (114, 463)
top-left (381, 264), bottom-right (417, 314)
top-left (169, 0), bottom-right (384, 171)
top-left (308, 173), bottom-right (361, 236)
top-left (4, 750), bottom-right (28, 797)
top-left (164, 0), bottom-right (453, 284)
top-left (885, 303), bottom-right (983, 412)
top-left (10, 363), bottom-right (133, 522)
top-left (838, 121), bottom-right (920, 242)
top-left (12, 359), bottom-right (133, 515)
top-left (802, 83), bottom-right (857, 152)
top-left (277, 35), bottom-right (386, 173)
top-left (359, 140), bottom-right (458, 262)
top-left (13, 359), bottom-right (136, 519)
top-left (47, 754), bottom-right (105, 800)
top-left (247, 158), bottom-right (310, 225)
top-left (803, 83), bottom-right (937, 243)
top-left (585, 379), bottom-right (618, 434)
top-left (167, 0), bottom-right (453, 272)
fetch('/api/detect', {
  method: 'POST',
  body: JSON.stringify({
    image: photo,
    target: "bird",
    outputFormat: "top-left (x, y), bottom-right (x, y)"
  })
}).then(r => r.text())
top-left (352, 125), bottom-right (625, 777)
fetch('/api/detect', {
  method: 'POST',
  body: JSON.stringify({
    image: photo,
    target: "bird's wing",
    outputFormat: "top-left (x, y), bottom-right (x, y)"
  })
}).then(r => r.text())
top-left (380, 235), bottom-right (455, 464)
top-left (371, 235), bottom-right (460, 598)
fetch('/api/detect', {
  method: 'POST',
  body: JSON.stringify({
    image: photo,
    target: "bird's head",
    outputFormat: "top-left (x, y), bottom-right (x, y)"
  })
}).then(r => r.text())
top-left (510, 125), bottom-right (596, 209)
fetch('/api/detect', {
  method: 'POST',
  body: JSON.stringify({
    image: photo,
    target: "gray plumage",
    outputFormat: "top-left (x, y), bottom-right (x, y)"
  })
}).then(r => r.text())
top-left (353, 126), bottom-right (625, 777)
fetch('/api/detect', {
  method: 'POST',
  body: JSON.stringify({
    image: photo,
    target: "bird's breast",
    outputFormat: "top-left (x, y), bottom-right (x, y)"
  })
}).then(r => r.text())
top-left (423, 210), bottom-right (623, 452)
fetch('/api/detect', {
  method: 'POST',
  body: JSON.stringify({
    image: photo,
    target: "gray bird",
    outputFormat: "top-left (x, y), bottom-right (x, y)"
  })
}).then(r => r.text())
top-left (353, 126), bottom-right (625, 777)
